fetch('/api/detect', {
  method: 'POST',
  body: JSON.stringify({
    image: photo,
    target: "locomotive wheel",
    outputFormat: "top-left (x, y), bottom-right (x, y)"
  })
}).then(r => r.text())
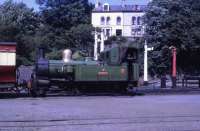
top-left (29, 73), bottom-right (48, 97)
top-left (72, 87), bottom-right (81, 96)
top-left (29, 74), bottom-right (38, 97)
top-left (37, 80), bottom-right (49, 97)
top-left (126, 82), bottom-right (138, 96)
top-left (30, 83), bottom-right (47, 97)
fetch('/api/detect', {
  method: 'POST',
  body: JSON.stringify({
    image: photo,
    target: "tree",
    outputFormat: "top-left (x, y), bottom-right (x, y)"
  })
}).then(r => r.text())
top-left (66, 24), bottom-right (94, 52)
top-left (35, 0), bottom-right (94, 59)
top-left (145, 0), bottom-right (200, 74)
top-left (36, 0), bottom-right (91, 29)
top-left (0, 0), bottom-right (40, 65)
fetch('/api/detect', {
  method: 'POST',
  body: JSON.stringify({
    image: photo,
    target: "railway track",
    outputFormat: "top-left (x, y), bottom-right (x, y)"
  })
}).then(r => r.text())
top-left (0, 115), bottom-right (200, 128)
top-left (1, 86), bottom-right (200, 99)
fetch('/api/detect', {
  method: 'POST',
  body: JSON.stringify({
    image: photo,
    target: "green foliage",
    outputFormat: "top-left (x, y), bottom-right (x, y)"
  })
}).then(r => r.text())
top-left (145, 0), bottom-right (200, 73)
top-left (39, 0), bottom-right (91, 29)
top-left (36, 0), bottom-right (94, 59)
top-left (66, 24), bottom-right (94, 50)
top-left (0, 0), bottom-right (94, 64)
top-left (72, 50), bottom-right (88, 60)
top-left (104, 36), bottom-right (128, 45)
top-left (0, 0), bottom-right (40, 65)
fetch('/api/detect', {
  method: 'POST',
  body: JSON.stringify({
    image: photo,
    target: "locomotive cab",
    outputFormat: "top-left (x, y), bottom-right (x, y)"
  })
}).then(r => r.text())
top-left (100, 44), bottom-right (138, 65)
top-left (95, 44), bottom-right (139, 90)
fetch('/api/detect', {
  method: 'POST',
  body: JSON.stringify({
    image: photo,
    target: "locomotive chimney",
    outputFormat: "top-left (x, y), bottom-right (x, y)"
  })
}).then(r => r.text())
top-left (38, 48), bottom-right (45, 59)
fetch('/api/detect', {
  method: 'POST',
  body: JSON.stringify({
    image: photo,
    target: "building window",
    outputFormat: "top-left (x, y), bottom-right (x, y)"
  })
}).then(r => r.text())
top-left (97, 42), bottom-right (101, 54)
top-left (116, 17), bottom-right (121, 25)
top-left (102, 29), bottom-right (105, 35)
top-left (97, 34), bottom-right (101, 39)
top-left (131, 26), bottom-right (142, 36)
top-left (116, 29), bottom-right (122, 36)
top-left (100, 17), bottom-right (105, 25)
top-left (103, 3), bottom-right (109, 11)
top-left (132, 16), bottom-right (136, 25)
top-left (106, 17), bottom-right (111, 25)
top-left (137, 17), bottom-right (141, 25)
top-left (106, 29), bottom-right (110, 37)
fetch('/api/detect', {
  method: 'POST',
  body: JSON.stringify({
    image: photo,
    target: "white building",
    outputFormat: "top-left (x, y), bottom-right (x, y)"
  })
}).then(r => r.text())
top-left (92, 2), bottom-right (146, 60)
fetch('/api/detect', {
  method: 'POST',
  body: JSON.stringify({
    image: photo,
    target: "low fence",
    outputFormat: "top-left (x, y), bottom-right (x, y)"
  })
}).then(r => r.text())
top-left (175, 75), bottom-right (200, 88)
top-left (143, 75), bottom-right (200, 89)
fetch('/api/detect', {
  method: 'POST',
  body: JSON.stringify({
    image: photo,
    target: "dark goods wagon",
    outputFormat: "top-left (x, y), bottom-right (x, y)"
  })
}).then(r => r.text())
top-left (30, 44), bottom-right (140, 96)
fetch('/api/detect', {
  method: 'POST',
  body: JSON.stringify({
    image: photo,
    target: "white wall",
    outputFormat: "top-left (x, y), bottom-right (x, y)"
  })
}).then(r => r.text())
top-left (92, 11), bottom-right (145, 37)
top-left (92, 10), bottom-right (145, 58)
top-left (92, 12), bottom-right (124, 36)
top-left (123, 12), bottom-right (145, 37)
top-left (0, 52), bottom-right (16, 66)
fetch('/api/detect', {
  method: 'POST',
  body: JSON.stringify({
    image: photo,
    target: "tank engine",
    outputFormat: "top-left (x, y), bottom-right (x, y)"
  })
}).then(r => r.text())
top-left (30, 44), bottom-right (139, 96)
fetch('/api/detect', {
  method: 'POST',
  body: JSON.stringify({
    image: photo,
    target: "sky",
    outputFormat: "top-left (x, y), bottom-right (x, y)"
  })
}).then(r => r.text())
top-left (0, 0), bottom-right (149, 10)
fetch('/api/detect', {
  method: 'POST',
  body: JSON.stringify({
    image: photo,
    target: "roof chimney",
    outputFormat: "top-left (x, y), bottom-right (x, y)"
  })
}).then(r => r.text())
top-left (95, 0), bottom-right (101, 8)
top-left (134, 5), bottom-right (138, 11)
top-left (121, 0), bottom-right (125, 8)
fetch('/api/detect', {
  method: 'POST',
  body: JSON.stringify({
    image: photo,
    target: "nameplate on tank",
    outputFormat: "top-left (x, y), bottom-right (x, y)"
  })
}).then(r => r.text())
top-left (120, 68), bottom-right (126, 75)
top-left (98, 68), bottom-right (109, 76)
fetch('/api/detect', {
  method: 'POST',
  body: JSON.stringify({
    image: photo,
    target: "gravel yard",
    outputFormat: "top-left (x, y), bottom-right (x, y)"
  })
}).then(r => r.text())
top-left (0, 95), bottom-right (200, 131)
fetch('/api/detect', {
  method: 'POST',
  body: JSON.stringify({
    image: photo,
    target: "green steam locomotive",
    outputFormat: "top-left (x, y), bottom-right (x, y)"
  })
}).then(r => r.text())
top-left (30, 43), bottom-right (139, 96)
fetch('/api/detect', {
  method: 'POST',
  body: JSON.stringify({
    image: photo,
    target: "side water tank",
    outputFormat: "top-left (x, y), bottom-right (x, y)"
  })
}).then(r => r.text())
top-left (63, 49), bottom-right (72, 62)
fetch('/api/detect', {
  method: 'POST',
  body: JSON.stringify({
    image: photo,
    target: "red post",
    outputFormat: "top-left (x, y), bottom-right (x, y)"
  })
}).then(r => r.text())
top-left (172, 47), bottom-right (177, 88)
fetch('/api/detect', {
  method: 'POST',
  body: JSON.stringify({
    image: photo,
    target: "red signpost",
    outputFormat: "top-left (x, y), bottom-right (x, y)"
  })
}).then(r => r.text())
top-left (172, 47), bottom-right (177, 88)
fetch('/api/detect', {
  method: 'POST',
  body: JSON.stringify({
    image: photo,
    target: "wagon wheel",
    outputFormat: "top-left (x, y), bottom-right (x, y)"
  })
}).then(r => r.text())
top-left (16, 80), bottom-right (29, 94)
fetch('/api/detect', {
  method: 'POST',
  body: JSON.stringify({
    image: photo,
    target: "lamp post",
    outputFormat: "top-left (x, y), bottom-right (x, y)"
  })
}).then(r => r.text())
top-left (144, 40), bottom-right (154, 85)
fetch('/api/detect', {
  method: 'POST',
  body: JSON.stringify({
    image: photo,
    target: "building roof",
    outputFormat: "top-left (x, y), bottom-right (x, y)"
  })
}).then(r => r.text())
top-left (0, 42), bottom-right (17, 46)
top-left (93, 5), bottom-right (147, 13)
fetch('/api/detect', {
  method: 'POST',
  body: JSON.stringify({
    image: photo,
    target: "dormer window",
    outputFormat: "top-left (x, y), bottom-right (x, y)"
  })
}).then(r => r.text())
top-left (103, 3), bottom-right (110, 11)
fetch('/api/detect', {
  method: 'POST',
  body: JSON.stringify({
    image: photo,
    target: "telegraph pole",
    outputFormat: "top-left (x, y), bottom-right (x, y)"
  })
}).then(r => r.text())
top-left (94, 31), bottom-right (98, 60)
top-left (143, 0), bottom-right (154, 84)
top-left (144, 40), bottom-right (153, 85)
